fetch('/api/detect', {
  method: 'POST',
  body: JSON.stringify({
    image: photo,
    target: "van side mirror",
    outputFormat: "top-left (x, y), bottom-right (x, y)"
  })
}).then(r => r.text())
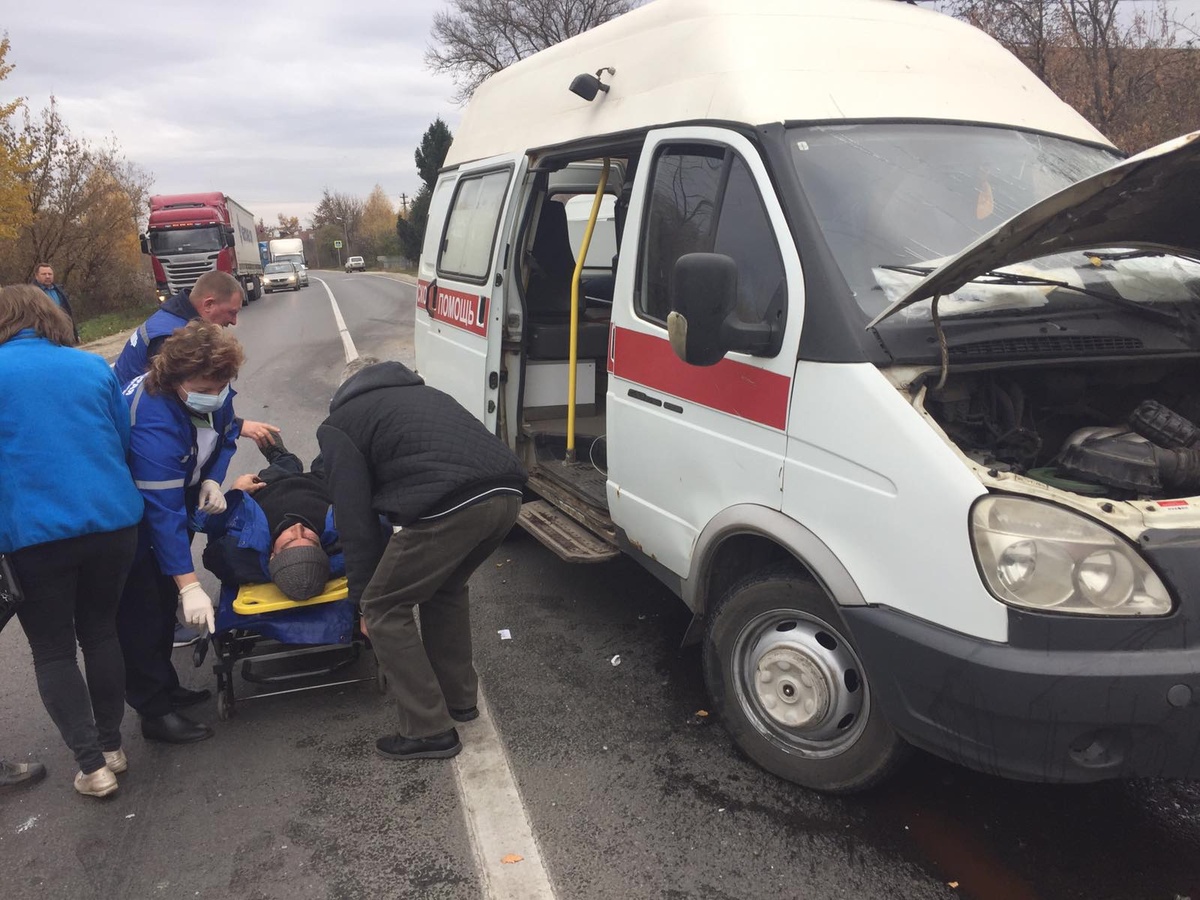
top-left (139, 233), bottom-right (150, 255)
top-left (666, 253), bottom-right (778, 366)
top-left (667, 253), bottom-right (737, 365)
top-left (223, 227), bottom-right (237, 248)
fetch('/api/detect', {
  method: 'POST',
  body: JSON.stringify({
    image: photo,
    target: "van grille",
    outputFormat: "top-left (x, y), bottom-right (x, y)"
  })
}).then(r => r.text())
top-left (950, 335), bottom-right (1144, 359)
top-left (165, 255), bottom-right (220, 293)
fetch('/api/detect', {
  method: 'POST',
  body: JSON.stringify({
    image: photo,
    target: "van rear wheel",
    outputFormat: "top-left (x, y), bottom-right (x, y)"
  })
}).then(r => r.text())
top-left (703, 566), bottom-right (907, 793)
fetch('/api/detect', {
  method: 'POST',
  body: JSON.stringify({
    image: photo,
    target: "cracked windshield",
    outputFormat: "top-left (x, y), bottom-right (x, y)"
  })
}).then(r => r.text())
top-left (789, 123), bottom-right (1200, 321)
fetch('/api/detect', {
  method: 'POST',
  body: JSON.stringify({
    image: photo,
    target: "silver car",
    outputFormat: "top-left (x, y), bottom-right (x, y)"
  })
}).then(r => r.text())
top-left (262, 262), bottom-right (302, 293)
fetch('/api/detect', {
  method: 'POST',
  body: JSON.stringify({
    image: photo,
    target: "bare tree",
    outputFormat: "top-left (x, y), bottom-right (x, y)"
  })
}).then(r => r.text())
top-left (945, 1), bottom-right (1200, 151)
top-left (427, 0), bottom-right (635, 101)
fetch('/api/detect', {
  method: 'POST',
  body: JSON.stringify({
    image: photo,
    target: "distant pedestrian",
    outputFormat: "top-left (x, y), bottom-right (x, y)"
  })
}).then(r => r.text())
top-left (317, 357), bottom-right (526, 761)
top-left (32, 263), bottom-right (79, 343)
top-left (1, 285), bottom-right (144, 799)
top-left (118, 320), bottom-right (244, 745)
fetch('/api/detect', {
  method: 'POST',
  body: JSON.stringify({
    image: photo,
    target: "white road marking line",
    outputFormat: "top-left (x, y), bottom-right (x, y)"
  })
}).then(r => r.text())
top-left (454, 687), bottom-right (557, 900)
top-left (314, 277), bottom-right (358, 362)
top-left (316, 272), bottom-right (551, 895)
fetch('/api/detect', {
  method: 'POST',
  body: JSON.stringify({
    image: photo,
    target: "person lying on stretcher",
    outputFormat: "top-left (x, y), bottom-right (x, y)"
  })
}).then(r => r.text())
top-left (195, 437), bottom-right (343, 600)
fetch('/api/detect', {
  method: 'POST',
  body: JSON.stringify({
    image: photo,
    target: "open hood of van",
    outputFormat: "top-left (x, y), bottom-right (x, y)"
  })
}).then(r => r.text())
top-left (867, 130), bottom-right (1200, 328)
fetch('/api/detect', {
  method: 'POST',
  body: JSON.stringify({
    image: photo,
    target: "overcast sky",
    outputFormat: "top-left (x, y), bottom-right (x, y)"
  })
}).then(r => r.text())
top-left (3, 1), bottom-right (1198, 228)
top-left (2, 1), bottom-right (462, 226)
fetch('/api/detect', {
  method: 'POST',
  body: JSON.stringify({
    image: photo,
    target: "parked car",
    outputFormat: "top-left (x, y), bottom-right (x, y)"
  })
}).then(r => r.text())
top-left (345, 256), bottom-right (365, 273)
top-left (262, 261), bottom-right (302, 293)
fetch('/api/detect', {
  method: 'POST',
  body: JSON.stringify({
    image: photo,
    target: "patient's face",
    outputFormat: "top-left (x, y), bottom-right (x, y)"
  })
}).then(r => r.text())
top-left (272, 522), bottom-right (321, 557)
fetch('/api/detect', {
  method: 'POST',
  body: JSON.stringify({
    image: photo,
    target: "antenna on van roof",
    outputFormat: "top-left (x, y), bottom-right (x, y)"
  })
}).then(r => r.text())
top-left (569, 67), bottom-right (616, 102)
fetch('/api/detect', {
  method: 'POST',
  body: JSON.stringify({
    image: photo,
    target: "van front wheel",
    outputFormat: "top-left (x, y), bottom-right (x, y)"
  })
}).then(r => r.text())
top-left (703, 567), bottom-right (907, 793)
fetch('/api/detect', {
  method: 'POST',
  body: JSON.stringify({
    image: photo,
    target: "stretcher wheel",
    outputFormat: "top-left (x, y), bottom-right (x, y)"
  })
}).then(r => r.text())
top-left (217, 691), bottom-right (235, 721)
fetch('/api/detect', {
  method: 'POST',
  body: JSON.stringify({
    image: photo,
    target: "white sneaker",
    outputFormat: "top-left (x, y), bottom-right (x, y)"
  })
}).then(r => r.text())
top-left (74, 766), bottom-right (118, 798)
top-left (102, 748), bottom-right (127, 774)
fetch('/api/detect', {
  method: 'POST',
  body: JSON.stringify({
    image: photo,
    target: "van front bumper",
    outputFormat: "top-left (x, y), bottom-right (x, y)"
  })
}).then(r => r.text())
top-left (841, 604), bottom-right (1200, 783)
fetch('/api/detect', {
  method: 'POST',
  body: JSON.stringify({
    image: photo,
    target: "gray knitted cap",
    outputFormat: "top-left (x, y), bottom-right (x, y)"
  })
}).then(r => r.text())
top-left (268, 545), bottom-right (331, 600)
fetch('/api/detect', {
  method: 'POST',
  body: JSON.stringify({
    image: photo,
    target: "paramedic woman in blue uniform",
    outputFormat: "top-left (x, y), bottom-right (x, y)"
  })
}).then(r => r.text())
top-left (118, 320), bottom-right (244, 744)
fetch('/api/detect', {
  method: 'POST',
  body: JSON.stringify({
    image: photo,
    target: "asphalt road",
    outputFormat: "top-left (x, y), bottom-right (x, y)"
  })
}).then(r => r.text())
top-left (3, 271), bottom-right (1200, 899)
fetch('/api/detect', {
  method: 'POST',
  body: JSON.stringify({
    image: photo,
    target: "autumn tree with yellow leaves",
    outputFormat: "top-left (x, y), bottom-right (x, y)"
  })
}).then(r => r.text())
top-left (359, 185), bottom-right (401, 263)
top-left (0, 36), bottom-right (30, 242)
top-left (0, 35), bottom-right (154, 321)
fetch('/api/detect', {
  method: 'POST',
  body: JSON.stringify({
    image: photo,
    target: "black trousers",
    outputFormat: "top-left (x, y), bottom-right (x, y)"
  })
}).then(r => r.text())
top-left (117, 545), bottom-right (188, 717)
top-left (11, 526), bottom-right (138, 774)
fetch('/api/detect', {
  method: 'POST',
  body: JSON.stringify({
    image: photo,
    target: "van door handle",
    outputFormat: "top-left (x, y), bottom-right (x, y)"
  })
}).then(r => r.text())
top-left (627, 389), bottom-right (683, 414)
top-left (425, 279), bottom-right (437, 312)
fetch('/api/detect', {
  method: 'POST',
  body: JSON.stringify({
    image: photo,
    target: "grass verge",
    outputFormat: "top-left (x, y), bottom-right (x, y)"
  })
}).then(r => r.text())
top-left (77, 303), bottom-right (160, 343)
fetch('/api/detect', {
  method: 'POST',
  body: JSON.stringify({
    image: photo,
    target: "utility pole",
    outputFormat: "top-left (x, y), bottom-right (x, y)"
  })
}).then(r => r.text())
top-left (399, 193), bottom-right (409, 217)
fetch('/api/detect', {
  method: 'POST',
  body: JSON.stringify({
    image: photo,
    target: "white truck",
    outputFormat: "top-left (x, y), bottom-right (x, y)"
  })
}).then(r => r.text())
top-left (268, 237), bottom-right (306, 267)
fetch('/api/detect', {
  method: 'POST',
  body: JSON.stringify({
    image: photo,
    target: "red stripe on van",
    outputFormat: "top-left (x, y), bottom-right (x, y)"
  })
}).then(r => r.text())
top-left (611, 327), bottom-right (790, 430)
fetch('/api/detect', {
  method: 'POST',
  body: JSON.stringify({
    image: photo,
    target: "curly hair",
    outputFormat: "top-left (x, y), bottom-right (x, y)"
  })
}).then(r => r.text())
top-left (0, 284), bottom-right (76, 346)
top-left (144, 319), bottom-right (244, 395)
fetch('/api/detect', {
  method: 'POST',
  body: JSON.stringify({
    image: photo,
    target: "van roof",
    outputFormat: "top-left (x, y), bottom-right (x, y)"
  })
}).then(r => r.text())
top-left (444, 0), bottom-right (1110, 168)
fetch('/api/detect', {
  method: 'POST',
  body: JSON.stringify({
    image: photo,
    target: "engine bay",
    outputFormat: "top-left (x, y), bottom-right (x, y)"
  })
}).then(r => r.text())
top-left (919, 361), bottom-right (1200, 500)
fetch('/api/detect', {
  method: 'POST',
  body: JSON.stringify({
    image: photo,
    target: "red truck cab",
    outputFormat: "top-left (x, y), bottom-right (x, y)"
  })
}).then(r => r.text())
top-left (141, 192), bottom-right (263, 302)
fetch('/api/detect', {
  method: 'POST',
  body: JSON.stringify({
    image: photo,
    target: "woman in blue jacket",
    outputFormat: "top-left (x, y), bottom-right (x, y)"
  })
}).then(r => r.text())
top-left (0, 286), bottom-right (144, 799)
top-left (118, 320), bottom-right (243, 744)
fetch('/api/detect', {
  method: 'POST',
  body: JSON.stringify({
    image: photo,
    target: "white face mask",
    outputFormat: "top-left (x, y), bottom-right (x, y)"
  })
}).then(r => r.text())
top-left (183, 384), bottom-right (229, 415)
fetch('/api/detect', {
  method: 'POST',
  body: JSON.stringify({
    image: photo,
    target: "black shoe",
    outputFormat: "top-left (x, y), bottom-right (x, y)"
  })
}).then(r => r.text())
top-left (0, 759), bottom-right (46, 790)
top-left (141, 711), bottom-right (213, 744)
top-left (169, 686), bottom-right (212, 708)
top-left (449, 706), bottom-right (479, 723)
top-left (375, 729), bottom-right (461, 760)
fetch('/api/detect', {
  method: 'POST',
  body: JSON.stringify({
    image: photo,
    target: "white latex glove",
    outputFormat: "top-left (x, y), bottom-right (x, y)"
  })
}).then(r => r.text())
top-left (178, 582), bottom-right (215, 633)
top-left (198, 479), bottom-right (226, 514)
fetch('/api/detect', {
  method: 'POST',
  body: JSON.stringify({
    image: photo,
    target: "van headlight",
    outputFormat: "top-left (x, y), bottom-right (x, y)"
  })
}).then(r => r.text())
top-left (971, 496), bottom-right (1171, 616)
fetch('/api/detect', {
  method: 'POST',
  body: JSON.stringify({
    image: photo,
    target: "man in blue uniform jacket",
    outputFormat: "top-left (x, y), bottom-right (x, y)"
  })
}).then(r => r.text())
top-left (112, 271), bottom-right (278, 447)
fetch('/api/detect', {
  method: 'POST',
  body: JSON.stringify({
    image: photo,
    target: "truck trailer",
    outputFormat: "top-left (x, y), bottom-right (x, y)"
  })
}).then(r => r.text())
top-left (141, 193), bottom-right (264, 302)
top-left (268, 237), bottom-right (306, 268)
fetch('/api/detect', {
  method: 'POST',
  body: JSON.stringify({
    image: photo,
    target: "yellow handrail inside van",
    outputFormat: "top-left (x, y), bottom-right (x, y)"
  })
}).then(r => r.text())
top-left (567, 157), bottom-right (610, 462)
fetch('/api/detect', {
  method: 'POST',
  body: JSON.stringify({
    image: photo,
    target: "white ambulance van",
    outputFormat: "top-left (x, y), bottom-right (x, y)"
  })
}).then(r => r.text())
top-left (413, 0), bottom-right (1200, 792)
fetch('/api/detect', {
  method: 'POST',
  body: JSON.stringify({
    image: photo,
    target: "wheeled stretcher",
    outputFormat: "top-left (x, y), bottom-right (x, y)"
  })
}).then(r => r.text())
top-left (192, 576), bottom-right (382, 720)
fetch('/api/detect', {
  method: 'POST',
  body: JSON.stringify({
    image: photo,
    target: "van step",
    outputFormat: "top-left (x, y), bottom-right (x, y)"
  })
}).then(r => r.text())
top-left (518, 500), bottom-right (619, 564)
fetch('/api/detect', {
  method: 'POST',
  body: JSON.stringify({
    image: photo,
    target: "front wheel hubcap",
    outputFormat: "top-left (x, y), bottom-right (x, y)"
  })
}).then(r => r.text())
top-left (733, 609), bottom-right (868, 758)
top-left (755, 648), bottom-right (829, 728)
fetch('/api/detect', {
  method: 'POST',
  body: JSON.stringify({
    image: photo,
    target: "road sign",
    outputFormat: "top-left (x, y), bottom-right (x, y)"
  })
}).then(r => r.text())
top-left (334, 240), bottom-right (343, 249)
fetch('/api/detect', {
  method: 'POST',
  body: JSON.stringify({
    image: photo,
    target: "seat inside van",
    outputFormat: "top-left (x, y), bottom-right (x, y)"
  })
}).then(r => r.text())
top-left (523, 200), bottom-right (612, 360)
top-left (520, 163), bottom-right (624, 361)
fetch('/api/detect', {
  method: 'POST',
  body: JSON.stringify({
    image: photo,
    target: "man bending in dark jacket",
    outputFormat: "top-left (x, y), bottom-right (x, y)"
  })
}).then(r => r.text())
top-left (317, 357), bottom-right (526, 761)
